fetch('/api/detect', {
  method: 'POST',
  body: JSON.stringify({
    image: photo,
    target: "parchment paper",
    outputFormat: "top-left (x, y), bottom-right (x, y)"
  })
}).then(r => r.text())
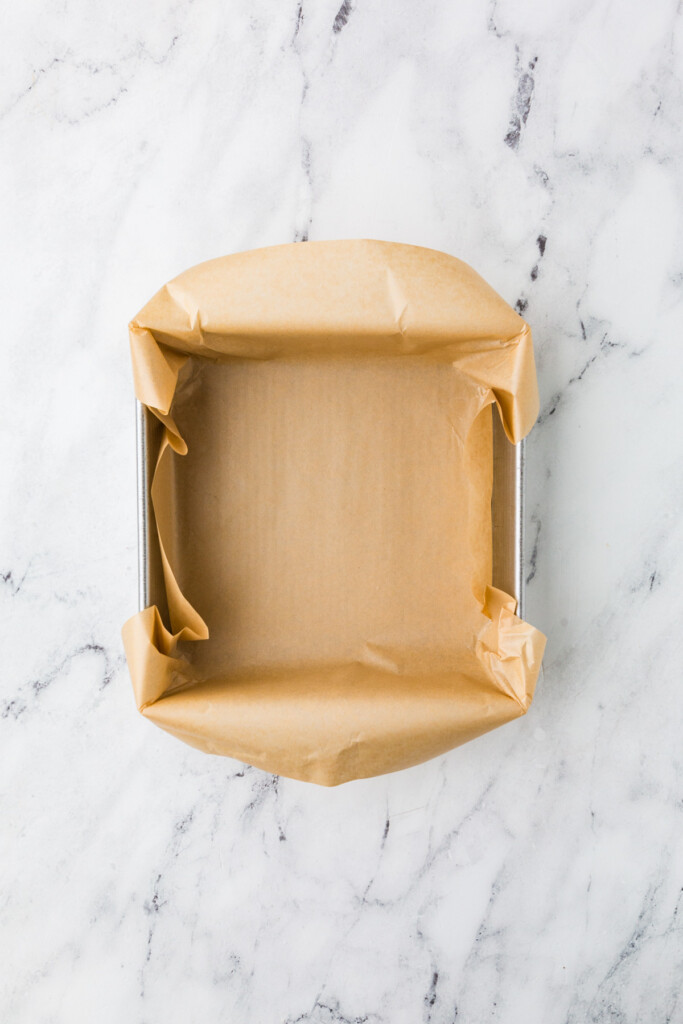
top-left (122, 240), bottom-right (546, 785)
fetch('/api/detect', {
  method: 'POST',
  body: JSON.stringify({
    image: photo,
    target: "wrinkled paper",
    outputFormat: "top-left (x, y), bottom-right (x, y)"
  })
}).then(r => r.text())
top-left (122, 240), bottom-right (546, 785)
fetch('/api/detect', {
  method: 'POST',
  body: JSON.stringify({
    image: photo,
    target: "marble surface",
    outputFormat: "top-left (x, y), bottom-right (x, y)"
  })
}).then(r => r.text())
top-left (2, 0), bottom-right (682, 1020)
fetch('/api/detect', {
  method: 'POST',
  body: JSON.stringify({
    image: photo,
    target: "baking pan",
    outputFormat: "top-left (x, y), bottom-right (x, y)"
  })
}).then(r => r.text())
top-left (136, 400), bottom-right (525, 621)
top-left (123, 239), bottom-right (545, 785)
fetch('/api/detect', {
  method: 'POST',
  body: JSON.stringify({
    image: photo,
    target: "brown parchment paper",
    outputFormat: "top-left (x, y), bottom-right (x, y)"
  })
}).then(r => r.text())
top-left (122, 240), bottom-right (546, 786)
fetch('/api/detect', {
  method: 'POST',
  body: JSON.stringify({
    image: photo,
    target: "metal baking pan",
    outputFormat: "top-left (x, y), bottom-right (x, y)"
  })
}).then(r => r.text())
top-left (137, 401), bottom-right (525, 620)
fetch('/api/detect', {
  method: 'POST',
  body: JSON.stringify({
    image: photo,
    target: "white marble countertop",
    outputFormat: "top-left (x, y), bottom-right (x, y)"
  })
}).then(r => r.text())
top-left (2, 1), bottom-right (682, 1021)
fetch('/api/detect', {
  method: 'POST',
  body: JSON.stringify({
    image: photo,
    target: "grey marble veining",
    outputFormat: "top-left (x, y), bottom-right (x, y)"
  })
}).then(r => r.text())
top-left (1, 1), bottom-right (682, 1021)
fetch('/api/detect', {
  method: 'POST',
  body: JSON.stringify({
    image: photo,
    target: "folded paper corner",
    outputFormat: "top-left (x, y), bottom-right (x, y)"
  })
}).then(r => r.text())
top-left (476, 585), bottom-right (546, 713)
top-left (121, 605), bottom-right (194, 712)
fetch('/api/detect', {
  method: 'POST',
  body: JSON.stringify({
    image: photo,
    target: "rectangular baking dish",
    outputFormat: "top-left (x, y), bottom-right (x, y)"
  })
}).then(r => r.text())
top-left (136, 400), bottom-right (525, 622)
